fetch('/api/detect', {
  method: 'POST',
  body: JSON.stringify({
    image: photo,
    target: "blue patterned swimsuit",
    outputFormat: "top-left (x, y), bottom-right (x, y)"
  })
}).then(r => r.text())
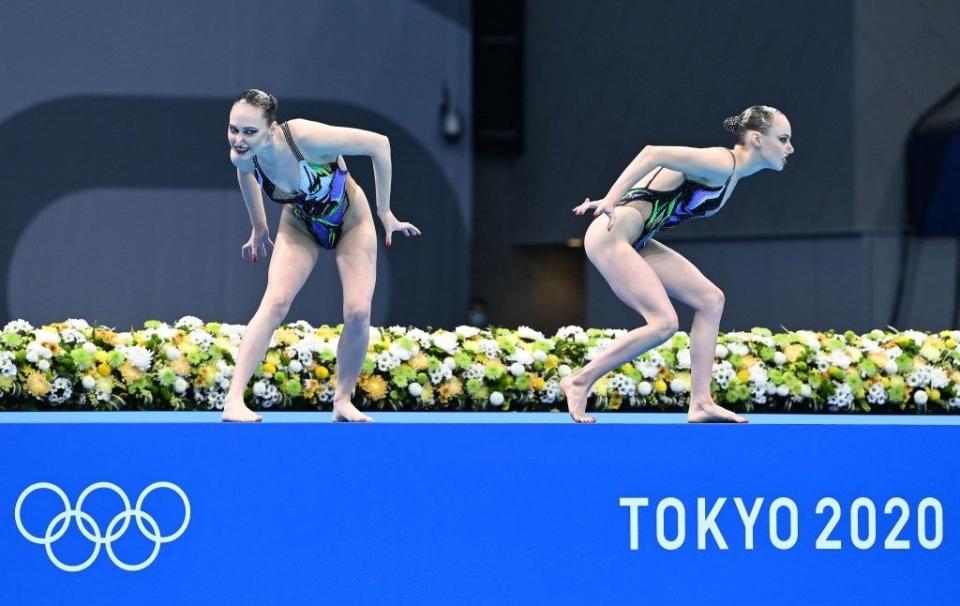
top-left (252, 122), bottom-right (350, 250)
top-left (616, 148), bottom-right (737, 250)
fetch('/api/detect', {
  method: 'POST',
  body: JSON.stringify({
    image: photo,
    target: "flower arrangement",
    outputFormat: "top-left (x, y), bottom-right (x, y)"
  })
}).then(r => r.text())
top-left (2, 318), bottom-right (959, 414)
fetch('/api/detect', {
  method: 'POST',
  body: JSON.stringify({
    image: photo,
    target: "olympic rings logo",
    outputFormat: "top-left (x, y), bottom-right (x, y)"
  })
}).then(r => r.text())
top-left (14, 481), bottom-right (190, 572)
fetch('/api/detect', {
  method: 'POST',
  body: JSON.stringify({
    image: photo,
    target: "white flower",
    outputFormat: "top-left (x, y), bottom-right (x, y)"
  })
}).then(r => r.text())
top-left (429, 363), bottom-right (453, 385)
top-left (252, 381), bottom-right (267, 397)
top-left (189, 330), bottom-right (215, 351)
top-left (585, 338), bottom-right (613, 362)
top-left (773, 352), bottom-right (787, 366)
top-left (387, 325), bottom-right (407, 336)
top-left (574, 333), bottom-right (589, 344)
top-left (885, 360), bottom-right (899, 375)
top-left (558, 364), bottom-right (572, 378)
top-left (748, 364), bottom-right (769, 385)
top-left (860, 337), bottom-right (881, 353)
top-left (33, 329), bottom-right (61, 346)
top-left (388, 341), bottom-right (415, 361)
top-left (431, 331), bottom-right (459, 354)
top-left (48, 378), bottom-right (72, 404)
top-left (406, 329), bottom-right (432, 348)
top-left (829, 351), bottom-right (852, 369)
top-left (676, 348), bottom-right (691, 370)
top-left (555, 326), bottom-right (585, 340)
top-left (173, 377), bottom-right (189, 394)
top-left (408, 382), bottom-right (423, 398)
top-left (368, 326), bottom-right (383, 344)
top-left (509, 362), bottom-right (525, 377)
top-left (455, 325), bottom-right (481, 339)
top-left (609, 373), bottom-right (636, 397)
top-left (906, 367), bottom-right (931, 388)
top-left (948, 397), bottom-right (960, 409)
top-left (517, 326), bottom-right (545, 341)
top-left (669, 378), bottom-right (687, 394)
top-left (3, 319), bottom-right (34, 333)
top-left (914, 390), bottom-right (929, 405)
top-left (464, 363), bottom-right (485, 380)
top-left (477, 339), bottom-right (500, 358)
top-left (637, 381), bottom-right (653, 396)
top-left (797, 331), bottom-right (821, 351)
top-left (711, 360), bottom-right (734, 389)
top-left (81, 376), bottom-right (97, 390)
top-left (533, 350), bottom-right (547, 363)
top-left (541, 380), bottom-right (562, 404)
top-left (288, 360), bottom-right (304, 373)
top-left (118, 346), bottom-right (153, 372)
top-left (866, 382), bottom-right (887, 405)
top-left (800, 384), bottom-right (812, 398)
top-left (489, 391), bottom-right (505, 407)
top-left (37, 360), bottom-right (50, 371)
top-left (443, 357), bottom-right (457, 370)
top-left (727, 343), bottom-right (750, 357)
top-left (175, 316), bottom-right (204, 331)
top-left (903, 330), bottom-right (927, 347)
top-left (827, 382), bottom-right (854, 410)
top-left (59, 328), bottom-right (86, 344)
top-left (165, 346), bottom-right (181, 361)
top-left (115, 332), bottom-right (134, 346)
top-left (82, 342), bottom-right (98, 354)
top-left (375, 351), bottom-right (400, 372)
top-left (775, 385), bottom-right (789, 397)
top-left (930, 368), bottom-right (949, 389)
top-left (509, 348), bottom-right (534, 366)
top-left (605, 328), bottom-right (628, 338)
top-left (715, 344), bottom-right (729, 359)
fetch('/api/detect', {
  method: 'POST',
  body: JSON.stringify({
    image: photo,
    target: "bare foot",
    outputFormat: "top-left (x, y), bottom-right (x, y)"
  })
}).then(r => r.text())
top-left (560, 375), bottom-right (596, 424)
top-left (687, 399), bottom-right (748, 423)
top-left (221, 402), bottom-right (262, 423)
top-left (332, 400), bottom-right (373, 423)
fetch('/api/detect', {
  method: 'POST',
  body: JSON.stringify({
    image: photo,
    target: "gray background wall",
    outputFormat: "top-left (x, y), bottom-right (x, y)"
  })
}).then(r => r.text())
top-left (2, 1), bottom-right (959, 332)
top-left (472, 0), bottom-right (960, 333)
top-left (0, 0), bottom-right (471, 328)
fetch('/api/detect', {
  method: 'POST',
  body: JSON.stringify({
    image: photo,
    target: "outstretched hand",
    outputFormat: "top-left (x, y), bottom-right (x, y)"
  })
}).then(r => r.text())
top-left (241, 227), bottom-right (274, 263)
top-left (572, 196), bottom-right (618, 230)
top-left (380, 211), bottom-right (422, 247)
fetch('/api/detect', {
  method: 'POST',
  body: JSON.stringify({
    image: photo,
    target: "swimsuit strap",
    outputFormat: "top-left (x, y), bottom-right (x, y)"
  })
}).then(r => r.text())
top-left (721, 148), bottom-right (737, 189)
top-left (281, 122), bottom-right (306, 162)
top-left (643, 167), bottom-right (664, 188)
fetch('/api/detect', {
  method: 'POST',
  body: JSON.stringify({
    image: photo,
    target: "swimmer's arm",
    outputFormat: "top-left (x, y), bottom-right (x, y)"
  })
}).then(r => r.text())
top-left (289, 120), bottom-right (393, 219)
top-left (231, 152), bottom-right (268, 231)
top-left (601, 146), bottom-right (733, 203)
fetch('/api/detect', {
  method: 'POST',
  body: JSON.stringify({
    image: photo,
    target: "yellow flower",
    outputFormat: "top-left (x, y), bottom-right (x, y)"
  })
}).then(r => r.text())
top-left (930, 389), bottom-right (942, 401)
top-left (736, 369), bottom-right (750, 382)
top-left (178, 342), bottom-right (199, 357)
top-left (654, 379), bottom-right (668, 394)
top-left (119, 362), bottom-right (143, 384)
top-left (421, 384), bottom-right (435, 404)
top-left (303, 379), bottom-right (319, 400)
top-left (94, 328), bottom-right (120, 346)
top-left (97, 363), bottom-right (112, 377)
top-left (0, 377), bottom-right (14, 391)
top-left (315, 325), bottom-right (337, 339)
top-left (273, 328), bottom-right (300, 346)
top-left (261, 362), bottom-right (278, 375)
top-left (946, 338), bottom-right (958, 350)
top-left (409, 353), bottom-right (429, 371)
top-left (784, 344), bottom-right (806, 363)
top-left (170, 358), bottom-right (191, 376)
top-left (135, 334), bottom-right (149, 347)
top-left (546, 355), bottom-right (559, 370)
top-left (438, 378), bottom-right (463, 403)
top-left (531, 376), bottom-right (545, 391)
top-left (195, 365), bottom-right (217, 388)
top-left (25, 372), bottom-right (51, 397)
top-left (265, 351), bottom-right (281, 366)
top-left (594, 377), bottom-right (609, 397)
top-left (608, 394), bottom-right (622, 410)
top-left (94, 351), bottom-right (109, 363)
top-left (360, 375), bottom-right (388, 400)
top-left (314, 365), bottom-right (330, 380)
